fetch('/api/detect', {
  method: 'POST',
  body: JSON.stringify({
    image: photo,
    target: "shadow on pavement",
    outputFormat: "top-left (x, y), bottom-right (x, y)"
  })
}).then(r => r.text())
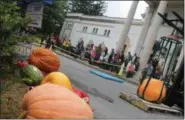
top-left (71, 78), bottom-right (114, 103)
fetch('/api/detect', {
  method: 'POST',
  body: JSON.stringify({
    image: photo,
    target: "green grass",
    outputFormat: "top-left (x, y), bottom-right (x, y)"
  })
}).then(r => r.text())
top-left (0, 81), bottom-right (14, 94)
top-left (0, 73), bottom-right (28, 119)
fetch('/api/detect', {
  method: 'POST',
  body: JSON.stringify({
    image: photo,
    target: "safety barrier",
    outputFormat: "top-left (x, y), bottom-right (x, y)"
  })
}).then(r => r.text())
top-left (16, 42), bottom-right (121, 73)
top-left (47, 43), bottom-right (121, 72)
top-left (38, 43), bottom-right (121, 70)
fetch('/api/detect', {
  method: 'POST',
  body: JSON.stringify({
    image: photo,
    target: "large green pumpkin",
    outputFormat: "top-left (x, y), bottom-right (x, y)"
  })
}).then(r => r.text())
top-left (20, 65), bottom-right (44, 86)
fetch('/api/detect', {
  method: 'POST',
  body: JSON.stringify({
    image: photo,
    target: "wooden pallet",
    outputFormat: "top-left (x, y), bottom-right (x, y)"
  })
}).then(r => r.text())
top-left (119, 92), bottom-right (183, 116)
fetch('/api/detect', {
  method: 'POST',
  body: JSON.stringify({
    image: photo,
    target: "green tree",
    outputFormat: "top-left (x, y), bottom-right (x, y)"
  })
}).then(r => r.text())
top-left (0, 1), bottom-right (32, 55)
top-left (0, 1), bottom-right (40, 72)
top-left (41, 0), bottom-right (68, 35)
top-left (69, 0), bottom-right (107, 16)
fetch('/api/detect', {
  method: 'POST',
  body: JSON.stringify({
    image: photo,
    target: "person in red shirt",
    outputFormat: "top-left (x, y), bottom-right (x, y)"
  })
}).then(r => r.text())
top-left (54, 34), bottom-right (60, 46)
top-left (54, 35), bottom-right (59, 42)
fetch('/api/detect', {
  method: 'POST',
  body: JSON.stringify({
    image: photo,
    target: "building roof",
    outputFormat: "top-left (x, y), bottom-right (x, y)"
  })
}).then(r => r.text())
top-left (145, 0), bottom-right (184, 8)
top-left (66, 13), bottom-right (144, 25)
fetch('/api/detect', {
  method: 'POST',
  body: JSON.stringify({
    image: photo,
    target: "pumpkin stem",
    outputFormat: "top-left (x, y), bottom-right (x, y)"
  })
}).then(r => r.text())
top-left (17, 111), bottom-right (27, 119)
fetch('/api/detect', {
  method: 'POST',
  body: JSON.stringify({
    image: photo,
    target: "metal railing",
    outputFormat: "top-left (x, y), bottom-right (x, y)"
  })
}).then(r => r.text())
top-left (15, 42), bottom-right (122, 72)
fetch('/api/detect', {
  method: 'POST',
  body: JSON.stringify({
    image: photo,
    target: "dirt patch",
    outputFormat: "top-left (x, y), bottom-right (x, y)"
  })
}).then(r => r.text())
top-left (0, 75), bottom-right (28, 119)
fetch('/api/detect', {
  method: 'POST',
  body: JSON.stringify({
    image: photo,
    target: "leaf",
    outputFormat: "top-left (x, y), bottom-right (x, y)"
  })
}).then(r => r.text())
top-left (0, 1), bottom-right (34, 58)
top-left (22, 78), bottom-right (33, 86)
top-left (69, 0), bottom-right (107, 16)
top-left (41, 0), bottom-right (68, 34)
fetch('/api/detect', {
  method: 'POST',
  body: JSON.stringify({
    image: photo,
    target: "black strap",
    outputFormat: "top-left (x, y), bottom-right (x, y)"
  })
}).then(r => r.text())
top-left (142, 75), bottom-right (152, 100)
top-left (156, 81), bottom-right (166, 102)
top-left (137, 83), bottom-right (142, 97)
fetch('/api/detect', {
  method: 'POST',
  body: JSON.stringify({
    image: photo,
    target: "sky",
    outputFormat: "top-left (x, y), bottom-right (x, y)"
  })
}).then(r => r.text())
top-left (104, 1), bottom-right (149, 19)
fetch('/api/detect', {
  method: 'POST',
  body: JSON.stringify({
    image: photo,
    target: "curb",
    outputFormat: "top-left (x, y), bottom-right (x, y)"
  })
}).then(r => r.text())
top-left (54, 50), bottom-right (140, 86)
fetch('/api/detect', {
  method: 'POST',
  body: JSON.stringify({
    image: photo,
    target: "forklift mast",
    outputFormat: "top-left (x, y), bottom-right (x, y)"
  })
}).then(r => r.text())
top-left (158, 11), bottom-right (184, 110)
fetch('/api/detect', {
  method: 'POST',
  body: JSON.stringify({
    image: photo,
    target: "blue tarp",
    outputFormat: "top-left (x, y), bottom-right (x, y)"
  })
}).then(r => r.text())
top-left (44, 0), bottom-right (54, 5)
top-left (89, 70), bottom-right (124, 83)
top-left (18, 0), bottom-right (54, 5)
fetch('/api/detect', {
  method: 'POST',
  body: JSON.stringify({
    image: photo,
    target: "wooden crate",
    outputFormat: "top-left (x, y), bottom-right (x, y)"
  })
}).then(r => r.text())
top-left (120, 92), bottom-right (183, 116)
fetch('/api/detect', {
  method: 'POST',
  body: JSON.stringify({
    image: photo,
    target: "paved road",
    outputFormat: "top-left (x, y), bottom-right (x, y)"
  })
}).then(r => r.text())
top-left (59, 56), bottom-right (182, 119)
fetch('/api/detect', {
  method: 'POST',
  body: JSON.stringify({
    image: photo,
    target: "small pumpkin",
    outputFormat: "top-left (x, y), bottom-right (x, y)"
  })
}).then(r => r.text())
top-left (20, 65), bottom-right (44, 86)
top-left (138, 78), bottom-right (167, 103)
top-left (41, 72), bottom-right (73, 91)
top-left (28, 48), bottom-right (60, 73)
top-left (21, 84), bottom-right (94, 119)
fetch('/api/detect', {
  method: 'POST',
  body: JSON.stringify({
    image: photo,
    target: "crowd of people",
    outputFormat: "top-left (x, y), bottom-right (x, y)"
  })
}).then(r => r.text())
top-left (43, 33), bottom-right (60, 49)
top-left (43, 35), bottom-right (165, 80)
top-left (68, 39), bottom-right (140, 78)
top-left (43, 36), bottom-right (141, 78)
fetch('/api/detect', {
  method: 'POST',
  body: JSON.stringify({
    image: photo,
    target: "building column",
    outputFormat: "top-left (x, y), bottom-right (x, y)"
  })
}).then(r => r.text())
top-left (117, 1), bottom-right (139, 52)
top-left (139, 1), bottom-right (168, 69)
top-left (134, 7), bottom-right (154, 56)
top-left (59, 21), bottom-right (67, 40)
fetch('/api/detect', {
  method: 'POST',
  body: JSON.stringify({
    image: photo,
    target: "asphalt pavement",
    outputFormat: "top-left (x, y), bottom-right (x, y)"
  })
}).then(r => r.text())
top-left (59, 55), bottom-right (182, 119)
top-left (21, 44), bottom-right (183, 119)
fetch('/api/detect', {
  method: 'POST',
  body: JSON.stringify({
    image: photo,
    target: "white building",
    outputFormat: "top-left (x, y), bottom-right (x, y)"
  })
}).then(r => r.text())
top-left (60, 0), bottom-right (184, 81)
top-left (59, 7), bottom-right (181, 55)
top-left (60, 13), bottom-right (144, 54)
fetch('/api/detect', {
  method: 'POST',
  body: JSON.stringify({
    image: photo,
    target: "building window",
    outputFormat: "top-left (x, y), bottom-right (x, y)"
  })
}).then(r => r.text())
top-left (82, 26), bottom-right (88, 32)
top-left (83, 27), bottom-right (85, 32)
top-left (67, 24), bottom-right (73, 29)
top-left (104, 29), bottom-right (110, 37)
top-left (95, 28), bottom-right (98, 34)
top-left (104, 30), bottom-right (107, 36)
top-left (85, 27), bottom-right (88, 32)
top-left (92, 28), bottom-right (96, 33)
top-left (107, 30), bottom-right (110, 37)
top-left (70, 24), bottom-right (72, 29)
top-left (124, 45), bottom-right (127, 51)
top-left (93, 28), bottom-right (98, 34)
top-left (83, 27), bottom-right (85, 31)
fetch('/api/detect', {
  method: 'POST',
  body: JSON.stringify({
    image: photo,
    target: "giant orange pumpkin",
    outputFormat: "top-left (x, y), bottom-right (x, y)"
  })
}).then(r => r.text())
top-left (28, 48), bottom-right (60, 73)
top-left (21, 84), bottom-right (94, 119)
top-left (41, 72), bottom-right (73, 91)
top-left (138, 78), bottom-right (167, 103)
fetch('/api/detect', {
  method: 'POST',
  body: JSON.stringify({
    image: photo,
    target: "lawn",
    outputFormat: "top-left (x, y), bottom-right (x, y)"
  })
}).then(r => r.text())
top-left (0, 73), bottom-right (28, 119)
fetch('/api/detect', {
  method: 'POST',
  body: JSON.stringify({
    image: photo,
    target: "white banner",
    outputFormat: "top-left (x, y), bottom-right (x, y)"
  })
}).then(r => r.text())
top-left (26, 2), bottom-right (44, 28)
